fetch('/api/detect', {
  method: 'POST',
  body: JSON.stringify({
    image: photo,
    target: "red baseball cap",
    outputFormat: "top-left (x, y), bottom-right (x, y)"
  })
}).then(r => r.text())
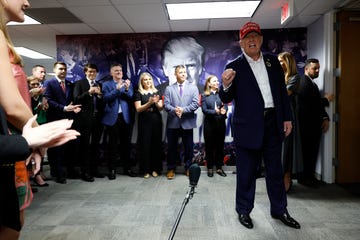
top-left (239, 22), bottom-right (262, 40)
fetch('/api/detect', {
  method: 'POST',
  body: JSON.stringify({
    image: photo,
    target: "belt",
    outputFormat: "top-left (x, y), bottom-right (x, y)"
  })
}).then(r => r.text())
top-left (264, 108), bottom-right (275, 116)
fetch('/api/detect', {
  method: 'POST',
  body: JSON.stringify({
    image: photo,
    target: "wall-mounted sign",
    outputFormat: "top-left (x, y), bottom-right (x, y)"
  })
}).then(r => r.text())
top-left (281, 0), bottom-right (294, 25)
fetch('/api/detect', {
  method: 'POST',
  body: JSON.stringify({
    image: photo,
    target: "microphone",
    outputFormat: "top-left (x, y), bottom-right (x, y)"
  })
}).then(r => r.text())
top-left (168, 163), bottom-right (201, 240)
top-left (188, 163), bottom-right (201, 198)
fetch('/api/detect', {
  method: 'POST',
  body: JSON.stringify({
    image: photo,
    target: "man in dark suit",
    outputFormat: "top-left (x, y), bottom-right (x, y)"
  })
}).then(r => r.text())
top-left (297, 58), bottom-right (330, 187)
top-left (219, 22), bottom-right (300, 229)
top-left (101, 63), bottom-right (136, 180)
top-left (44, 62), bottom-right (81, 183)
top-left (73, 63), bottom-right (105, 182)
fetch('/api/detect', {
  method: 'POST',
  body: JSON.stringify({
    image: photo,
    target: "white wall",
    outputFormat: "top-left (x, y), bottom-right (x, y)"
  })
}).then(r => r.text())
top-left (306, 12), bottom-right (336, 183)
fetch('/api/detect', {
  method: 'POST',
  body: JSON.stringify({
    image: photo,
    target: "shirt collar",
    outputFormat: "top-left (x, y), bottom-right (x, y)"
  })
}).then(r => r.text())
top-left (243, 50), bottom-right (263, 64)
top-left (56, 76), bottom-right (65, 83)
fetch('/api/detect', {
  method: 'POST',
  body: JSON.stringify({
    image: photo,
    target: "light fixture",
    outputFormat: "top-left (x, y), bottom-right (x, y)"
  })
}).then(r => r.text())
top-left (7, 15), bottom-right (41, 25)
top-left (14, 47), bottom-right (53, 59)
top-left (166, 1), bottom-right (261, 20)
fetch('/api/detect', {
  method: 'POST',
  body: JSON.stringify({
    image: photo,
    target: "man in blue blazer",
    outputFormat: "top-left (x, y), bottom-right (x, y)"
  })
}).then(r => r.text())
top-left (164, 65), bottom-right (199, 179)
top-left (44, 62), bottom-right (81, 184)
top-left (101, 63), bottom-right (136, 180)
top-left (219, 22), bottom-right (300, 229)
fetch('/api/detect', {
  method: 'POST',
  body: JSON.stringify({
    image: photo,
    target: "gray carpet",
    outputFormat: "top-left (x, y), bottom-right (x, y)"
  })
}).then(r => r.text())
top-left (20, 168), bottom-right (360, 240)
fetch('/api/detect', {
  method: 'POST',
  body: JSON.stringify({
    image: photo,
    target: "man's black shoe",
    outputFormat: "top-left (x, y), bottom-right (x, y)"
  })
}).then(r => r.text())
top-left (271, 212), bottom-right (301, 229)
top-left (81, 173), bottom-right (95, 182)
top-left (55, 177), bottom-right (67, 184)
top-left (125, 169), bottom-right (137, 177)
top-left (238, 214), bottom-right (253, 229)
top-left (108, 169), bottom-right (116, 180)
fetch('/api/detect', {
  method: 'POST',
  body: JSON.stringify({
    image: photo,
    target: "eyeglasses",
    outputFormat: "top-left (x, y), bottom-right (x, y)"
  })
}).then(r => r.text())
top-left (30, 83), bottom-right (40, 86)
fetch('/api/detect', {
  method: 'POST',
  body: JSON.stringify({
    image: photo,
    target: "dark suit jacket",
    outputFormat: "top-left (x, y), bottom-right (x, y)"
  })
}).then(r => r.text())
top-left (297, 75), bottom-right (329, 130)
top-left (0, 106), bottom-right (30, 162)
top-left (44, 77), bottom-right (75, 122)
top-left (201, 92), bottom-right (228, 119)
top-left (219, 53), bottom-right (291, 149)
top-left (73, 79), bottom-right (104, 119)
top-left (101, 79), bottom-right (134, 126)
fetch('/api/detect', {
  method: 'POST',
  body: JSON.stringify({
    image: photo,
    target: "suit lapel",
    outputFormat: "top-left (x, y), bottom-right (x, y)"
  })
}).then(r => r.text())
top-left (263, 54), bottom-right (277, 96)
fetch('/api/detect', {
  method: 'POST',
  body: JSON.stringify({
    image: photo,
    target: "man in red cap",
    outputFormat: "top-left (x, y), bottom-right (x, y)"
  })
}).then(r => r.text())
top-left (219, 22), bottom-right (300, 229)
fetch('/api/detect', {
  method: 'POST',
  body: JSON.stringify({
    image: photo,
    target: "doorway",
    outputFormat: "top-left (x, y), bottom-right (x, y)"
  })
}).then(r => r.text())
top-left (336, 11), bottom-right (360, 183)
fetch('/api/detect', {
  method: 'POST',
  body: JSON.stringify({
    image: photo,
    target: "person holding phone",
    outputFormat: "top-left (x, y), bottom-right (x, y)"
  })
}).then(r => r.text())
top-left (134, 72), bottom-right (164, 178)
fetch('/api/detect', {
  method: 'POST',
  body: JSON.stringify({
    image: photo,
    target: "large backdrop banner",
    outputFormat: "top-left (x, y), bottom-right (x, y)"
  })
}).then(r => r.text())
top-left (56, 28), bottom-right (306, 151)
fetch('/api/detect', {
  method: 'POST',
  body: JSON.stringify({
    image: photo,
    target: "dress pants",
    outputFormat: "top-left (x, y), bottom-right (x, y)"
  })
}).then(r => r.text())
top-left (166, 127), bottom-right (194, 170)
top-left (48, 139), bottom-right (78, 178)
top-left (235, 110), bottom-right (287, 215)
top-left (204, 116), bottom-right (226, 169)
top-left (107, 113), bottom-right (132, 171)
top-left (78, 112), bottom-right (103, 175)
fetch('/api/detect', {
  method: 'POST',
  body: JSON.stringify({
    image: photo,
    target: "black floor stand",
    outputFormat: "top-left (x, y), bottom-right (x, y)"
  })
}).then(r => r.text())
top-left (168, 188), bottom-right (195, 240)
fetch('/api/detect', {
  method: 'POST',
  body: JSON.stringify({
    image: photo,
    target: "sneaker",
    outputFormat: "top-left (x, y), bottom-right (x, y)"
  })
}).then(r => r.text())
top-left (166, 169), bottom-right (175, 180)
top-left (144, 173), bottom-right (150, 179)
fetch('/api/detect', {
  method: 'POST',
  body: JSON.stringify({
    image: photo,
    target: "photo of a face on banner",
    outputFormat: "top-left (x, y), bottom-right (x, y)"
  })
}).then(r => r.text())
top-left (161, 36), bottom-right (204, 90)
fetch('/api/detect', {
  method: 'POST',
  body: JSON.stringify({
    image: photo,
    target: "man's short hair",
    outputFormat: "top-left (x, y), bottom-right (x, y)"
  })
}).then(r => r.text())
top-left (32, 64), bottom-right (45, 71)
top-left (84, 63), bottom-right (98, 73)
top-left (110, 62), bottom-right (122, 69)
top-left (305, 58), bottom-right (319, 67)
top-left (53, 61), bottom-right (66, 69)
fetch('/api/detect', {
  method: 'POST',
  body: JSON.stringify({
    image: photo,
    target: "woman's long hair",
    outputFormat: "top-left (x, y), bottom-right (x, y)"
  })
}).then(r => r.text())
top-left (278, 52), bottom-right (297, 84)
top-left (137, 72), bottom-right (158, 95)
top-left (0, 6), bottom-right (24, 66)
top-left (203, 75), bottom-right (218, 96)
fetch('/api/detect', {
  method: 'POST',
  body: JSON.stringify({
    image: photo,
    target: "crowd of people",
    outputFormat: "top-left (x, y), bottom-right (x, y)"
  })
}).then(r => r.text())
top-left (0, 0), bottom-right (333, 237)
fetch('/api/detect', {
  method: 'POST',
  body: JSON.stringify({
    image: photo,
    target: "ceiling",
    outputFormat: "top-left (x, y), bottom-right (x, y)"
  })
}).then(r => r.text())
top-left (7, 0), bottom-right (360, 74)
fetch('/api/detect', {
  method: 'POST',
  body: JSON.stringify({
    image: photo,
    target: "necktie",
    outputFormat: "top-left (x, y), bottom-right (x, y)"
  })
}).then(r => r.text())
top-left (90, 81), bottom-right (97, 113)
top-left (179, 84), bottom-right (183, 97)
top-left (127, 53), bottom-right (135, 78)
top-left (60, 81), bottom-right (65, 93)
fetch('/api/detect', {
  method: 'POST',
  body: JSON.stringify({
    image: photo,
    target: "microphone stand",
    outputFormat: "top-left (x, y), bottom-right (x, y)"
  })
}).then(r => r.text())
top-left (168, 185), bottom-right (196, 240)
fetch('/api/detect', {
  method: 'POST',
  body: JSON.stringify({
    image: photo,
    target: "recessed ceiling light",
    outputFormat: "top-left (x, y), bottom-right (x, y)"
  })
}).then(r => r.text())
top-left (7, 15), bottom-right (41, 25)
top-left (166, 1), bottom-right (261, 20)
top-left (14, 47), bottom-right (53, 59)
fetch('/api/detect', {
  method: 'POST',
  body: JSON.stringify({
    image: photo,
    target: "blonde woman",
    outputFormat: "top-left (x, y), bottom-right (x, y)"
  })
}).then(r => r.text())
top-left (134, 72), bottom-right (163, 178)
top-left (278, 51), bottom-right (303, 193)
top-left (0, 0), bottom-right (42, 238)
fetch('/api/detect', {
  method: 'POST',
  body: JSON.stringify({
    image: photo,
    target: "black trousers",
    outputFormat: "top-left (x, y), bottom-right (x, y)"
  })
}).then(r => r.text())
top-left (203, 116), bottom-right (226, 169)
top-left (77, 112), bottom-right (103, 175)
top-left (235, 110), bottom-right (287, 215)
top-left (107, 113), bottom-right (132, 171)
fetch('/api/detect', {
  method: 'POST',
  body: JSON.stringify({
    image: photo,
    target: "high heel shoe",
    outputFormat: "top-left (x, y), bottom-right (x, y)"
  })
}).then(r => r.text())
top-left (33, 176), bottom-right (49, 187)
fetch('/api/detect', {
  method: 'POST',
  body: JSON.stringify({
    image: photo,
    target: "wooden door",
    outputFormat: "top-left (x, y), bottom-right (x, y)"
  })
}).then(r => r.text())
top-left (336, 11), bottom-right (360, 183)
